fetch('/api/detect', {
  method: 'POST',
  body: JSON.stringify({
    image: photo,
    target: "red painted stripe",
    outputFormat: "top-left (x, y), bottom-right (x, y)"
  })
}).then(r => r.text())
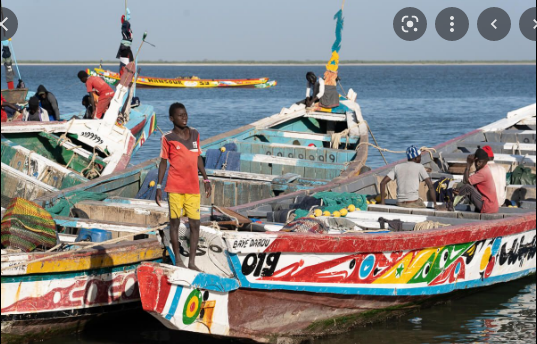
top-left (264, 214), bottom-right (536, 254)
top-left (137, 263), bottom-right (172, 313)
top-left (130, 117), bottom-right (147, 136)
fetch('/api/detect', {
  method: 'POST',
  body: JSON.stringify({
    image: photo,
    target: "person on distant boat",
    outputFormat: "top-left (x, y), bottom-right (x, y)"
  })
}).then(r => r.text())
top-left (380, 146), bottom-right (439, 209)
top-left (2, 45), bottom-right (16, 90)
top-left (482, 145), bottom-right (507, 207)
top-left (22, 97), bottom-right (50, 122)
top-left (454, 148), bottom-right (499, 214)
top-left (77, 71), bottom-right (115, 119)
top-left (155, 103), bottom-right (212, 271)
top-left (304, 72), bottom-right (325, 107)
top-left (116, 14), bottom-right (134, 76)
top-left (36, 85), bottom-right (61, 121)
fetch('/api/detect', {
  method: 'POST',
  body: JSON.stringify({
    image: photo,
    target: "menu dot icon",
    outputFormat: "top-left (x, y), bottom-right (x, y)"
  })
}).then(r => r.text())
top-left (436, 8), bottom-right (469, 41)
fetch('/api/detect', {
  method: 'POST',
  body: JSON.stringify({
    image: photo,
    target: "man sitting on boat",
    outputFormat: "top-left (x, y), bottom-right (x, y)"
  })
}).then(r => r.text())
top-left (1, 95), bottom-right (21, 122)
top-left (155, 103), bottom-right (212, 271)
top-left (454, 148), bottom-right (499, 214)
top-left (483, 145), bottom-right (507, 207)
top-left (77, 71), bottom-right (115, 119)
top-left (380, 146), bottom-right (439, 209)
top-left (304, 72), bottom-right (325, 107)
top-left (22, 97), bottom-right (50, 122)
top-left (303, 71), bottom-right (341, 109)
top-left (37, 85), bottom-right (61, 121)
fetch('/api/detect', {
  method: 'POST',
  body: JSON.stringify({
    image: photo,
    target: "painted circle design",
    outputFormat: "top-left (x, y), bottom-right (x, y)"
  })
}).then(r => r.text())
top-left (359, 255), bottom-right (376, 280)
top-left (183, 290), bottom-right (203, 325)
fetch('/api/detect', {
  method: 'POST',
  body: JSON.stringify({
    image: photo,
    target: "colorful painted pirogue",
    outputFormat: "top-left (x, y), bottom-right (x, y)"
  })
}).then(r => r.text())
top-left (2, 102), bottom-right (535, 344)
top-left (90, 67), bottom-right (277, 89)
top-left (136, 104), bottom-right (536, 343)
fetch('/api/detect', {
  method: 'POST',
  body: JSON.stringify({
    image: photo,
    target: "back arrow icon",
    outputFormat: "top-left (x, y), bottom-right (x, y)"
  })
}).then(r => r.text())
top-left (491, 19), bottom-right (498, 29)
top-left (0, 17), bottom-right (8, 31)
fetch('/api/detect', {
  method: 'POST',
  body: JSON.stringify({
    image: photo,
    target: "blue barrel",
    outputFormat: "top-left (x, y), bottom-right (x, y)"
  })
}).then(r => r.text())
top-left (75, 228), bottom-right (112, 243)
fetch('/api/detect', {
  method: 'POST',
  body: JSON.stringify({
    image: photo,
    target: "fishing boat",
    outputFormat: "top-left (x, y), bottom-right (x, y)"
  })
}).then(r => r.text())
top-left (0, 62), bottom-right (157, 205)
top-left (90, 67), bottom-right (278, 89)
top-left (27, 90), bottom-right (369, 210)
top-left (1, 201), bottom-right (165, 344)
top-left (132, 104), bottom-right (536, 343)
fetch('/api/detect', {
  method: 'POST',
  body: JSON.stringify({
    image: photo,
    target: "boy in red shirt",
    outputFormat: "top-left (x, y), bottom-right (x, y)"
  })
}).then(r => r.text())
top-left (77, 71), bottom-right (115, 119)
top-left (455, 148), bottom-right (499, 214)
top-left (156, 103), bottom-right (212, 271)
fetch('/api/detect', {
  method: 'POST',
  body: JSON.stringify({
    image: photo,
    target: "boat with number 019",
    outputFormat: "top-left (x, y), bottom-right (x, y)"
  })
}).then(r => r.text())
top-left (135, 104), bottom-right (536, 344)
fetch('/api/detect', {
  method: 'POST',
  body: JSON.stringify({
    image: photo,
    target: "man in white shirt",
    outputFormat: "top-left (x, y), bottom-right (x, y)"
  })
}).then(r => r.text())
top-left (483, 145), bottom-right (507, 207)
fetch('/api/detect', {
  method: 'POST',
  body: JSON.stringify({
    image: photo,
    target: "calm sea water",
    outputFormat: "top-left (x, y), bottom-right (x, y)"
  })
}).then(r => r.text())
top-left (4, 65), bottom-right (536, 344)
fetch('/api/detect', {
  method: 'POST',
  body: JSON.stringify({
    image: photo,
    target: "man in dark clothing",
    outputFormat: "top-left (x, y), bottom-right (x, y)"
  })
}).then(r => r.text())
top-left (116, 15), bottom-right (134, 76)
top-left (22, 97), bottom-right (49, 122)
top-left (36, 85), bottom-right (61, 121)
top-left (81, 95), bottom-right (94, 119)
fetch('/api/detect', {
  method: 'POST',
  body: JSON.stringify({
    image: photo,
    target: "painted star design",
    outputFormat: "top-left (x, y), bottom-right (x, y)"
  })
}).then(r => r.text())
top-left (396, 264), bottom-right (405, 278)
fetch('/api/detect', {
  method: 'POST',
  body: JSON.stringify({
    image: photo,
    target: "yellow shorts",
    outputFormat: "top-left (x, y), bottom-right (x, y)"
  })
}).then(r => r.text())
top-left (168, 193), bottom-right (201, 220)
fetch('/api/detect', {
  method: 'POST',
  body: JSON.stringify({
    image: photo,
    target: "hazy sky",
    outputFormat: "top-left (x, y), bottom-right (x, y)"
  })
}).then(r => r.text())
top-left (3, 0), bottom-right (536, 61)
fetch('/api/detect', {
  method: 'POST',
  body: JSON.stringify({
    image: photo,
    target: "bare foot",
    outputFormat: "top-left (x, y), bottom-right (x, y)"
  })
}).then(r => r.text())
top-left (188, 263), bottom-right (202, 273)
top-left (175, 259), bottom-right (187, 269)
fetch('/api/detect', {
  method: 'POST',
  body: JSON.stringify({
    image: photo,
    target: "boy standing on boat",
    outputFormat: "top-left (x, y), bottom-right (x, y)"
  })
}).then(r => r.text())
top-left (455, 148), bottom-right (499, 214)
top-left (156, 103), bottom-right (212, 271)
top-left (380, 146), bottom-right (439, 209)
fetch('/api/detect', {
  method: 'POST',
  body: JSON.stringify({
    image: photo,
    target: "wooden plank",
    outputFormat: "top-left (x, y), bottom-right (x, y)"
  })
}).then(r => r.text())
top-left (223, 182), bottom-right (237, 208)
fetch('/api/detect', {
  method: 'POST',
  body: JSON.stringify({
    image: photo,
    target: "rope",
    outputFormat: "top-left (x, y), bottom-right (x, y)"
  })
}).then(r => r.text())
top-left (8, 40), bottom-right (22, 81)
top-left (331, 129), bottom-right (350, 149)
top-left (364, 121), bottom-right (388, 165)
top-left (1, 224), bottom-right (169, 273)
top-left (57, 119), bottom-right (76, 146)
top-left (413, 221), bottom-right (451, 232)
top-left (80, 147), bottom-right (101, 180)
top-left (356, 142), bottom-right (437, 158)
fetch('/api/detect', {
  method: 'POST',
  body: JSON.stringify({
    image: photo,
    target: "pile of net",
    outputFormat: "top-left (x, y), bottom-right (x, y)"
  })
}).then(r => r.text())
top-left (1, 198), bottom-right (58, 252)
top-left (46, 191), bottom-right (108, 217)
top-left (294, 192), bottom-right (368, 219)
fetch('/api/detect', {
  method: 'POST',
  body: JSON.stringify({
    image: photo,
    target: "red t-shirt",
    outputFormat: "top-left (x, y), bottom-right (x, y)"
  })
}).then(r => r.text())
top-left (1, 95), bottom-right (7, 122)
top-left (469, 165), bottom-right (499, 214)
top-left (86, 76), bottom-right (114, 97)
top-left (160, 128), bottom-right (202, 194)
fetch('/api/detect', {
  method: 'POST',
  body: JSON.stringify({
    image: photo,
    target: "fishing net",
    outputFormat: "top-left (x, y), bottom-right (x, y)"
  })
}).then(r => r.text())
top-left (294, 192), bottom-right (368, 219)
top-left (46, 191), bottom-right (108, 217)
top-left (1, 198), bottom-right (58, 252)
top-left (282, 218), bottom-right (329, 234)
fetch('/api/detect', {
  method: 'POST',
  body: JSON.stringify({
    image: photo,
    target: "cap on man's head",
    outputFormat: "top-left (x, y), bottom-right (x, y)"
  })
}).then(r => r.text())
top-left (475, 148), bottom-right (489, 162)
top-left (406, 146), bottom-right (421, 160)
top-left (482, 145), bottom-right (494, 160)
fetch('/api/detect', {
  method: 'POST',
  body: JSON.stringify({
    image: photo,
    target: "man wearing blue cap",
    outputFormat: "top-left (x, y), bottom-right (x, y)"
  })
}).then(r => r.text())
top-left (380, 146), bottom-right (438, 209)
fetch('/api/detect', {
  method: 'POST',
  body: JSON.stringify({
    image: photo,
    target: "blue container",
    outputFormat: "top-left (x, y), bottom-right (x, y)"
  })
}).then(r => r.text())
top-left (75, 228), bottom-right (112, 243)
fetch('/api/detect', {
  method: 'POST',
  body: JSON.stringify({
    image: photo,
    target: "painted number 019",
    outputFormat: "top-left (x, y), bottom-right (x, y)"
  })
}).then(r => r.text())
top-left (241, 253), bottom-right (281, 278)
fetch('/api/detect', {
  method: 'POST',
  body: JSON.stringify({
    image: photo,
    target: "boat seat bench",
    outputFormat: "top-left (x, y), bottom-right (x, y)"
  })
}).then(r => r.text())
top-left (240, 129), bottom-right (358, 147)
top-left (368, 204), bottom-right (528, 220)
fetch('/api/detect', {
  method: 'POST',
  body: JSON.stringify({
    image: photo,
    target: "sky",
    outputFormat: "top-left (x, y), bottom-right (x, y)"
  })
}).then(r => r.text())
top-left (3, 0), bottom-right (536, 62)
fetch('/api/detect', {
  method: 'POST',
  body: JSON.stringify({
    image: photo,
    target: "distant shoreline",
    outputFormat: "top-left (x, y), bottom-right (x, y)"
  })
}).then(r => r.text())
top-left (17, 60), bottom-right (537, 67)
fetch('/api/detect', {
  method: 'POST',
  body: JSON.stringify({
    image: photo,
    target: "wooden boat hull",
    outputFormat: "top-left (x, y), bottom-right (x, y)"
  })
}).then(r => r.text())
top-left (92, 68), bottom-right (275, 89)
top-left (137, 212), bottom-right (536, 343)
top-left (34, 95), bottom-right (370, 209)
top-left (1, 238), bottom-right (163, 344)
